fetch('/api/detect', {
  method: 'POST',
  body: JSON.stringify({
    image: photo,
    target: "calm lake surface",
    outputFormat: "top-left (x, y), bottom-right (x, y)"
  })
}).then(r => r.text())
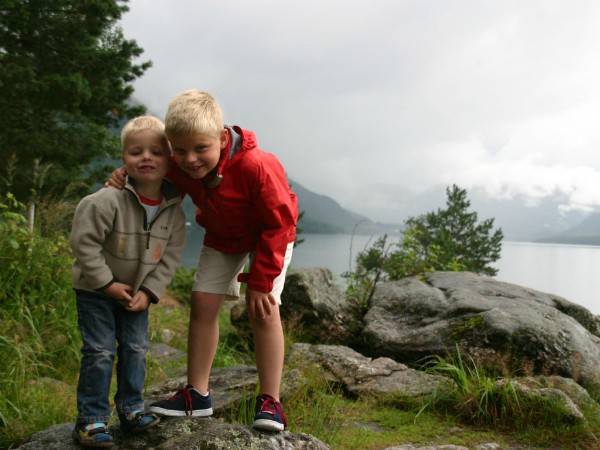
top-left (181, 230), bottom-right (600, 315)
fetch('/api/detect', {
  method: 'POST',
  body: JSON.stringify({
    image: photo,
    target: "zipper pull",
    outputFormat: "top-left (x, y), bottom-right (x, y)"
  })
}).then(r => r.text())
top-left (146, 224), bottom-right (151, 250)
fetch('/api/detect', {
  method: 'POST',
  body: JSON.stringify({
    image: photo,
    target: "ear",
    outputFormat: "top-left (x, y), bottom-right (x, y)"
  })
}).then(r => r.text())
top-left (220, 128), bottom-right (228, 149)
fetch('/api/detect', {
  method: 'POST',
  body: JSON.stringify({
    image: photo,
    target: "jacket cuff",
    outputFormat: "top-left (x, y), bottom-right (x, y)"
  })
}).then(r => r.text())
top-left (94, 279), bottom-right (115, 294)
top-left (237, 273), bottom-right (273, 293)
top-left (139, 286), bottom-right (159, 304)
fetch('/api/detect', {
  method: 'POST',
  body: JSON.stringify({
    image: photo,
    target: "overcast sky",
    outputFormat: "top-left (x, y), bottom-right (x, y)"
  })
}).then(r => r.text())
top-left (119, 0), bottom-right (600, 222)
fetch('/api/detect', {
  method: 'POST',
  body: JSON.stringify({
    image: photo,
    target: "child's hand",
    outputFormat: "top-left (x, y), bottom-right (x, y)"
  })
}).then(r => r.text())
top-left (245, 288), bottom-right (277, 319)
top-left (126, 290), bottom-right (151, 312)
top-left (103, 282), bottom-right (133, 302)
top-left (104, 167), bottom-right (127, 189)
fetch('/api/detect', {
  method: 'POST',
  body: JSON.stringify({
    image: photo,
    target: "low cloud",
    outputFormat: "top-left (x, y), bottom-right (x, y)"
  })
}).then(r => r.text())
top-left (121, 0), bottom-right (600, 221)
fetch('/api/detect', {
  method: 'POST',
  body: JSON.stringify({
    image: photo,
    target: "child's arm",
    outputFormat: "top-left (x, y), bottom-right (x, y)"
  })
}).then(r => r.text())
top-left (241, 156), bottom-right (298, 306)
top-left (105, 167), bottom-right (127, 189)
top-left (70, 196), bottom-right (134, 298)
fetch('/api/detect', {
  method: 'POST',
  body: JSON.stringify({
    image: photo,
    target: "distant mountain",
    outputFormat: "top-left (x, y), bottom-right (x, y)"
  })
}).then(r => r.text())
top-left (177, 178), bottom-right (592, 241)
top-left (354, 185), bottom-right (589, 242)
top-left (467, 191), bottom-right (588, 242)
top-left (290, 180), bottom-right (400, 235)
top-left (535, 212), bottom-right (600, 245)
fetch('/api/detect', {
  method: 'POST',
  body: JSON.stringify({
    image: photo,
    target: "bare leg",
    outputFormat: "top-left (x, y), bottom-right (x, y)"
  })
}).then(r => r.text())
top-left (187, 291), bottom-right (225, 393)
top-left (249, 304), bottom-right (284, 400)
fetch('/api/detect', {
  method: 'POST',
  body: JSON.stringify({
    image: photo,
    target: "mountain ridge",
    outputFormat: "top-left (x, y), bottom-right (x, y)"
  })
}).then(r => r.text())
top-left (180, 177), bottom-right (596, 243)
top-left (536, 212), bottom-right (600, 245)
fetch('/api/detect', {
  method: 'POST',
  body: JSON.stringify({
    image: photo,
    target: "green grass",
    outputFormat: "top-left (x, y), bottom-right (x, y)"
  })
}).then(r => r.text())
top-left (0, 195), bottom-right (81, 448)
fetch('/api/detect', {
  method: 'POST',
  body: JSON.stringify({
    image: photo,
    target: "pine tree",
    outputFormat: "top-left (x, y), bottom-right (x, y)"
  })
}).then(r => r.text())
top-left (393, 185), bottom-right (504, 277)
top-left (0, 0), bottom-right (151, 202)
top-left (345, 185), bottom-right (504, 307)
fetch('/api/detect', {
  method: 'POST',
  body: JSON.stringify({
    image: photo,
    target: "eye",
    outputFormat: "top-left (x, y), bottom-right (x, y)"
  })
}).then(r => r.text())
top-left (173, 148), bottom-right (185, 155)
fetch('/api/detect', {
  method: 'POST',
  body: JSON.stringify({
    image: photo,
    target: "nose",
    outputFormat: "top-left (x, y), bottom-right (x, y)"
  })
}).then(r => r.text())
top-left (184, 151), bottom-right (197, 164)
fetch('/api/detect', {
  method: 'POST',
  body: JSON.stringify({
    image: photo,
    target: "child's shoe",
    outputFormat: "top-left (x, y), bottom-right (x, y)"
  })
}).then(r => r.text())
top-left (148, 384), bottom-right (213, 417)
top-left (118, 410), bottom-right (160, 433)
top-left (252, 394), bottom-right (287, 431)
top-left (72, 422), bottom-right (114, 448)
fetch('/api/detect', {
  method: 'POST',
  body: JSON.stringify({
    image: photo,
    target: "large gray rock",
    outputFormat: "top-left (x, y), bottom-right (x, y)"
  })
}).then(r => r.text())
top-left (17, 418), bottom-right (331, 449)
top-left (362, 272), bottom-right (600, 389)
top-left (288, 343), bottom-right (446, 398)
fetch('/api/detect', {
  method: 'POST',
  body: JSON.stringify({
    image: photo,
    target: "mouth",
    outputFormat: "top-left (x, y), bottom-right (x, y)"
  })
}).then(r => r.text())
top-left (138, 165), bottom-right (156, 171)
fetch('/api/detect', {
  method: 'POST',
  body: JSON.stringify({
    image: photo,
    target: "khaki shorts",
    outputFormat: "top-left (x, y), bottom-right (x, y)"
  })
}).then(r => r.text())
top-left (192, 242), bottom-right (294, 303)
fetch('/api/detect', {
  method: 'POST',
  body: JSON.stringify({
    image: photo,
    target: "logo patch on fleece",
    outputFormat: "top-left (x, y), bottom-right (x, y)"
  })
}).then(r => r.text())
top-left (118, 238), bottom-right (127, 256)
top-left (153, 242), bottom-right (162, 260)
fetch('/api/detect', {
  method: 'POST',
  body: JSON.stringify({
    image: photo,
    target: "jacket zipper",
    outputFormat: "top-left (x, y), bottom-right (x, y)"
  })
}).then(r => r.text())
top-left (145, 201), bottom-right (178, 249)
top-left (145, 221), bottom-right (151, 249)
top-left (125, 184), bottom-right (180, 250)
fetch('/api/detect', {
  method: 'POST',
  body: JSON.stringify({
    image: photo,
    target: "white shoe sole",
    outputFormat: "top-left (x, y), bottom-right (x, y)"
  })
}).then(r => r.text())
top-left (148, 406), bottom-right (213, 417)
top-left (252, 418), bottom-right (284, 431)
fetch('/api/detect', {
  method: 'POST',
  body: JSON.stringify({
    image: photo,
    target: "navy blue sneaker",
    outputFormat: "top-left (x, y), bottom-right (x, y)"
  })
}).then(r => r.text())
top-left (252, 394), bottom-right (287, 431)
top-left (148, 385), bottom-right (213, 417)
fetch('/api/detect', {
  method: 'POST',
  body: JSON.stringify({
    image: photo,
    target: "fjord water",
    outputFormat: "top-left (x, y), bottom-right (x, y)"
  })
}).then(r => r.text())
top-left (181, 230), bottom-right (600, 315)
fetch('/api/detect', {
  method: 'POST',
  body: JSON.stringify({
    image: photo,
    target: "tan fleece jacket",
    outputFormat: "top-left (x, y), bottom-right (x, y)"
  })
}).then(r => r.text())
top-left (69, 179), bottom-right (186, 303)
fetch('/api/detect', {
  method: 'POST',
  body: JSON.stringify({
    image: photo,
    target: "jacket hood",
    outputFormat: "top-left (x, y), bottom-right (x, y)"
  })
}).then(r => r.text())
top-left (206, 125), bottom-right (256, 189)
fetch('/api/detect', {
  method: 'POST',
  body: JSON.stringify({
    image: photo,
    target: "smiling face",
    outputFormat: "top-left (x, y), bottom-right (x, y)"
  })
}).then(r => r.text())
top-left (168, 130), bottom-right (228, 179)
top-left (122, 129), bottom-right (171, 184)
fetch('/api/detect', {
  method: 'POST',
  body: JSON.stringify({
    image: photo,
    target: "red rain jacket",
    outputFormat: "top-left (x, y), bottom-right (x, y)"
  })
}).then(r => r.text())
top-left (166, 126), bottom-right (298, 293)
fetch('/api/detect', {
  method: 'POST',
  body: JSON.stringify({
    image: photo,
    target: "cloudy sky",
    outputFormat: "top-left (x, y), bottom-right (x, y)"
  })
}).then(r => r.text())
top-left (119, 0), bottom-right (600, 223)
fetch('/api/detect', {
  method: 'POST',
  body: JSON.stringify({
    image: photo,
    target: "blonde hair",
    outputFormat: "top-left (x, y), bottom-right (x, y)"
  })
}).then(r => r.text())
top-left (120, 116), bottom-right (168, 155)
top-left (165, 89), bottom-right (223, 138)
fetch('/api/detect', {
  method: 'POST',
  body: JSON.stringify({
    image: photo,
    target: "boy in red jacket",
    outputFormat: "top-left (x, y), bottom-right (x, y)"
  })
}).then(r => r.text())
top-left (111, 90), bottom-right (298, 431)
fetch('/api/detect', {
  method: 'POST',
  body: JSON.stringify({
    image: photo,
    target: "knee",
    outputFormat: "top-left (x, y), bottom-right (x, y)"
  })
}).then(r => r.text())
top-left (250, 313), bottom-right (281, 332)
top-left (119, 335), bottom-right (148, 354)
top-left (120, 342), bottom-right (148, 360)
top-left (82, 345), bottom-right (115, 365)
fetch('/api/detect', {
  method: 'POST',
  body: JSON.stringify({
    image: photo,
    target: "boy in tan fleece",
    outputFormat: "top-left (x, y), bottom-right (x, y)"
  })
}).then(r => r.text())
top-left (70, 116), bottom-right (186, 448)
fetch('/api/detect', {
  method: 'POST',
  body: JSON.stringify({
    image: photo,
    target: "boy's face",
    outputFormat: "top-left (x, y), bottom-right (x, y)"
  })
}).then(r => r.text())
top-left (122, 130), bottom-right (170, 183)
top-left (168, 130), bottom-right (227, 179)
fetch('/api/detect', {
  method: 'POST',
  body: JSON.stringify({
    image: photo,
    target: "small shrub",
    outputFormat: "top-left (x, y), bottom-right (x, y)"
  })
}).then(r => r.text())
top-left (0, 194), bottom-right (80, 449)
top-left (420, 347), bottom-right (587, 431)
top-left (166, 266), bottom-right (196, 304)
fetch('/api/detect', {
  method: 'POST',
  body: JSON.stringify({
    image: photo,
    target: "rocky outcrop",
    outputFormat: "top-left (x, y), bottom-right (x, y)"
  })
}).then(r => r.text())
top-left (362, 272), bottom-right (600, 389)
top-left (17, 418), bottom-right (330, 450)
top-left (288, 343), bottom-right (446, 398)
top-left (17, 269), bottom-right (600, 449)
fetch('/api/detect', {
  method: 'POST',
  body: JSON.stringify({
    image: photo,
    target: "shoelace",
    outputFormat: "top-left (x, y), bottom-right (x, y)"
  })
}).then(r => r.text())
top-left (171, 387), bottom-right (193, 416)
top-left (259, 396), bottom-right (288, 427)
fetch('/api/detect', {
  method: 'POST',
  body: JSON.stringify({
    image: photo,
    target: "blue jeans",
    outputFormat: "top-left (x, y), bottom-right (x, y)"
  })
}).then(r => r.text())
top-left (75, 291), bottom-right (149, 423)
